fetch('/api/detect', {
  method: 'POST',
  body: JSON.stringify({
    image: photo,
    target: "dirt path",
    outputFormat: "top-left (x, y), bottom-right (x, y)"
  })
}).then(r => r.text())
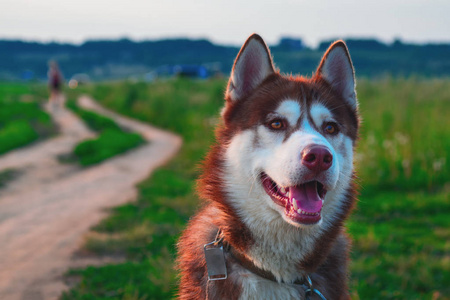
top-left (0, 97), bottom-right (182, 300)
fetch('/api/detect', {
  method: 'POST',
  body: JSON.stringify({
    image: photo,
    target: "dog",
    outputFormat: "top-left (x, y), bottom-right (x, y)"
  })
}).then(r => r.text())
top-left (177, 33), bottom-right (359, 300)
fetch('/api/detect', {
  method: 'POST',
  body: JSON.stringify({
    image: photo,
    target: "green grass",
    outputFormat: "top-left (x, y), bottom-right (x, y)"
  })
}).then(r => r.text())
top-left (65, 96), bottom-right (145, 166)
top-left (74, 129), bottom-right (144, 166)
top-left (62, 78), bottom-right (449, 300)
top-left (356, 77), bottom-right (450, 191)
top-left (0, 120), bottom-right (39, 154)
top-left (349, 190), bottom-right (449, 299)
top-left (66, 100), bottom-right (120, 132)
top-left (0, 83), bottom-right (55, 154)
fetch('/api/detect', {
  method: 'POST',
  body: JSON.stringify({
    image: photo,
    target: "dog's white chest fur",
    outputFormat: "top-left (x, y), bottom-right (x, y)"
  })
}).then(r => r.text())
top-left (238, 274), bottom-right (303, 300)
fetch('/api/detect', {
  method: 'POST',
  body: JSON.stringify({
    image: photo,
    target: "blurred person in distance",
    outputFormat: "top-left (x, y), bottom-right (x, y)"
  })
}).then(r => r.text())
top-left (48, 60), bottom-right (64, 109)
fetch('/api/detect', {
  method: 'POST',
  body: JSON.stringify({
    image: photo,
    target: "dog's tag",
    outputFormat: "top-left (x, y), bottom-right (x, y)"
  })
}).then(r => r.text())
top-left (204, 242), bottom-right (227, 280)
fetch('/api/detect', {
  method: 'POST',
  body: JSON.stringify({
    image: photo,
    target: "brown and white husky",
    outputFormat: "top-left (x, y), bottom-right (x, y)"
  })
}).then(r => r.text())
top-left (177, 34), bottom-right (359, 300)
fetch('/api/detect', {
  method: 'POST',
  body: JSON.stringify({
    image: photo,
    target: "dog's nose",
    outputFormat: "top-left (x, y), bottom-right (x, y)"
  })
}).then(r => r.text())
top-left (301, 145), bottom-right (333, 172)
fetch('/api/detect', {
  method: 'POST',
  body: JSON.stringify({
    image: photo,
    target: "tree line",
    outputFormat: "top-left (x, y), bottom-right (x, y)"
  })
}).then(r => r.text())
top-left (0, 37), bottom-right (449, 81)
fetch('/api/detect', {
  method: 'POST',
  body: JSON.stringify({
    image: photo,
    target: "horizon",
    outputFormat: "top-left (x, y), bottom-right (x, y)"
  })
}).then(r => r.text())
top-left (2, 34), bottom-right (449, 48)
top-left (1, 0), bottom-right (449, 48)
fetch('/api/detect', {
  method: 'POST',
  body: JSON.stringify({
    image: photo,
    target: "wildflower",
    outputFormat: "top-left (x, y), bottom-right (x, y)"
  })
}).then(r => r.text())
top-left (433, 158), bottom-right (446, 172)
top-left (383, 140), bottom-right (394, 150)
top-left (394, 132), bottom-right (409, 145)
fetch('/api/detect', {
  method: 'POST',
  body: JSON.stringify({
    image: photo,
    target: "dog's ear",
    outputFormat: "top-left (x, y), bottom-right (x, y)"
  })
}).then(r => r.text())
top-left (226, 34), bottom-right (275, 102)
top-left (317, 41), bottom-right (357, 110)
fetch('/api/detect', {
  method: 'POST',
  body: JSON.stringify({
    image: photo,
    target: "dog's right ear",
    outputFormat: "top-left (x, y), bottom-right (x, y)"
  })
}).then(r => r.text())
top-left (226, 34), bottom-right (275, 102)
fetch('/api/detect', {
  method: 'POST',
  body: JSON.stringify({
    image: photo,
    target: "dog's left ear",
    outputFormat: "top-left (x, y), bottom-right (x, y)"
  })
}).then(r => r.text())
top-left (317, 41), bottom-right (357, 110)
top-left (226, 34), bottom-right (275, 102)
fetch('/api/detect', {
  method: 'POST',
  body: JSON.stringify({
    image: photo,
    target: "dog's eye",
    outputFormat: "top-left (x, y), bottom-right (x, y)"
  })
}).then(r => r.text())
top-left (270, 120), bottom-right (284, 130)
top-left (324, 122), bottom-right (339, 135)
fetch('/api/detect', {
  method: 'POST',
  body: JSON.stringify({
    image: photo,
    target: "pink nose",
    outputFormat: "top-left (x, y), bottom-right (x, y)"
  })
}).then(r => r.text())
top-left (301, 145), bottom-right (333, 172)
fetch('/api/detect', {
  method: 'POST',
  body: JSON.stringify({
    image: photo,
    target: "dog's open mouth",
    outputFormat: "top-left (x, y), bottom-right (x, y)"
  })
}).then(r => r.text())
top-left (260, 173), bottom-right (326, 225)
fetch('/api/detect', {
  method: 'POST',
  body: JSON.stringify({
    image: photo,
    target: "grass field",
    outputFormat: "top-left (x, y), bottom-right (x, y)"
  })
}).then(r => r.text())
top-left (55, 77), bottom-right (449, 299)
top-left (65, 96), bottom-right (145, 166)
top-left (0, 83), bottom-right (55, 154)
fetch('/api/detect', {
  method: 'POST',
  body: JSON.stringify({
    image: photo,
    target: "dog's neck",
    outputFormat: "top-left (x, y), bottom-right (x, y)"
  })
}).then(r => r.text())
top-left (219, 176), bottom-right (322, 282)
top-left (220, 165), bottom-right (357, 283)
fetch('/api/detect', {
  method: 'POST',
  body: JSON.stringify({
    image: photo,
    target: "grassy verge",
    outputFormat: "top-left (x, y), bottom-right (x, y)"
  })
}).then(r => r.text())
top-left (63, 78), bottom-right (449, 300)
top-left (0, 83), bottom-right (56, 154)
top-left (66, 100), bottom-right (120, 132)
top-left (65, 96), bottom-right (144, 166)
top-left (0, 120), bottom-right (39, 154)
top-left (74, 130), bottom-right (144, 166)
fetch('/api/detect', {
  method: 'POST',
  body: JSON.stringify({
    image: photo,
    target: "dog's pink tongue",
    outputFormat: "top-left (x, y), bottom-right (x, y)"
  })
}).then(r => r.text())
top-left (290, 182), bottom-right (323, 213)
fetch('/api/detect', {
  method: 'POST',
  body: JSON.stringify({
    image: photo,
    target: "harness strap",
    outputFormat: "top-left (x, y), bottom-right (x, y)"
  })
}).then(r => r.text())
top-left (227, 245), bottom-right (306, 285)
top-left (218, 229), bottom-right (305, 285)
top-left (209, 229), bottom-right (327, 300)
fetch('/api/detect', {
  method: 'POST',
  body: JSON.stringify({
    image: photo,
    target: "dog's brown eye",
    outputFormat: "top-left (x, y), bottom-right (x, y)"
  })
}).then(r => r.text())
top-left (324, 122), bottom-right (338, 134)
top-left (270, 120), bottom-right (284, 130)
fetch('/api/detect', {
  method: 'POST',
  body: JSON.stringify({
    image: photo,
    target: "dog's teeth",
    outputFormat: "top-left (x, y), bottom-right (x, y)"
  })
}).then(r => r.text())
top-left (293, 200), bottom-right (298, 210)
top-left (280, 187), bottom-right (286, 194)
top-left (297, 209), bottom-right (302, 214)
top-left (286, 191), bottom-right (290, 197)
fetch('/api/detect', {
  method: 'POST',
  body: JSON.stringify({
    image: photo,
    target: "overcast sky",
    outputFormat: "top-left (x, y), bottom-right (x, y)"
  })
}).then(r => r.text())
top-left (1, 0), bottom-right (449, 47)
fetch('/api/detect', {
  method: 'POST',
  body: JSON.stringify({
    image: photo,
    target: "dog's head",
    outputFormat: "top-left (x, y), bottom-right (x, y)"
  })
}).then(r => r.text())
top-left (213, 34), bottom-right (358, 230)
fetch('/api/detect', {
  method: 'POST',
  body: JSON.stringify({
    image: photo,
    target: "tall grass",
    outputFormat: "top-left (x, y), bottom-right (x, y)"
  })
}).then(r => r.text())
top-left (356, 77), bottom-right (450, 191)
top-left (62, 78), bottom-right (449, 299)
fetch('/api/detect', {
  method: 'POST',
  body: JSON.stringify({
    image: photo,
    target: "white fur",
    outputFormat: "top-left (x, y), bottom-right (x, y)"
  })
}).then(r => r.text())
top-left (274, 100), bottom-right (301, 126)
top-left (310, 103), bottom-right (334, 127)
top-left (225, 130), bottom-right (317, 283)
top-left (237, 270), bottom-right (302, 300)
top-left (223, 99), bottom-right (355, 286)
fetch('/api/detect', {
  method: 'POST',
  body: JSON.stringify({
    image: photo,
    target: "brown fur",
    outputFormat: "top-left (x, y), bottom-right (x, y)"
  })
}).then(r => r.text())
top-left (177, 35), bottom-right (359, 299)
